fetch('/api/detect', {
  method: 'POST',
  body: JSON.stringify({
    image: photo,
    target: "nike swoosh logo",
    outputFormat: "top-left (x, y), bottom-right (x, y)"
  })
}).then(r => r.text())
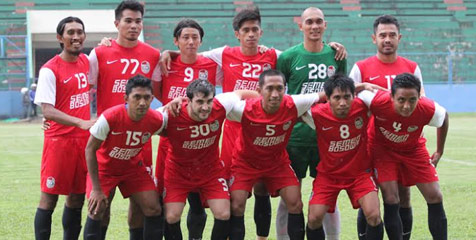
top-left (369, 76), bottom-right (380, 81)
top-left (63, 77), bottom-right (72, 83)
top-left (111, 131), bottom-right (123, 135)
top-left (176, 127), bottom-right (188, 131)
top-left (402, 232), bottom-right (411, 236)
top-left (229, 63), bottom-right (241, 67)
top-left (107, 60), bottom-right (118, 64)
top-left (322, 126), bottom-right (333, 131)
top-left (358, 233), bottom-right (366, 237)
top-left (295, 65), bottom-right (306, 70)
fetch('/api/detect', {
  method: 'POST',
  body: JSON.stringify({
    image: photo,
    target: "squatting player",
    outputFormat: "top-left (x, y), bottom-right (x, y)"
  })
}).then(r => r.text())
top-left (84, 75), bottom-right (164, 239)
top-left (358, 73), bottom-right (448, 240)
top-left (34, 16), bottom-right (94, 240)
top-left (88, 1), bottom-right (160, 238)
top-left (162, 79), bottom-right (258, 240)
top-left (276, 7), bottom-right (347, 240)
top-left (349, 15), bottom-right (424, 240)
top-left (227, 69), bottom-right (326, 240)
top-left (302, 75), bottom-right (383, 240)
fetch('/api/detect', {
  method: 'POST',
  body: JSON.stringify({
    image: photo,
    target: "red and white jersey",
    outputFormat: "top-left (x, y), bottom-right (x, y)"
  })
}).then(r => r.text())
top-left (160, 55), bottom-right (222, 104)
top-left (165, 93), bottom-right (240, 177)
top-left (90, 105), bottom-right (165, 174)
top-left (228, 94), bottom-right (319, 169)
top-left (349, 56), bottom-right (422, 90)
top-left (359, 90), bottom-right (446, 151)
top-left (88, 40), bottom-right (160, 115)
top-left (303, 98), bottom-right (371, 178)
top-left (35, 54), bottom-right (90, 137)
top-left (202, 46), bottom-right (280, 92)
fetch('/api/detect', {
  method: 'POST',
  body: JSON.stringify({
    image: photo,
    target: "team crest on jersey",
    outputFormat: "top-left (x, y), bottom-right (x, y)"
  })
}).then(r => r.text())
top-left (283, 120), bottom-right (292, 131)
top-left (210, 120), bottom-right (220, 132)
top-left (141, 61), bottom-right (151, 74)
top-left (46, 177), bottom-right (55, 189)
top-left (327, 65), bottom-right (336, 77)
top-left (355, 117), bottom-right (364, 129)
top-left (198, 69), bottom-right (208, 80)
top-left (263, 63), bottom-right (272, 71)
top-left (141, 132), bottom-right (151, 144)
top-left (407, 125), bottom-right (419, 132)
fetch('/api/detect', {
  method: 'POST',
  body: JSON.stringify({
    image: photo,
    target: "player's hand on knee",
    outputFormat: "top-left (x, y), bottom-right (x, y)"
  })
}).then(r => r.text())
top-left (98, 37), bottom-right (112, 47)
top-left (159, 50), bottom-right (172, 76)
top-left (328, 42), bottom-right (347, 60)
top-left (41, 118), bottom-right (50, 131)
top-left (88, 190), bottom-right (108, 216)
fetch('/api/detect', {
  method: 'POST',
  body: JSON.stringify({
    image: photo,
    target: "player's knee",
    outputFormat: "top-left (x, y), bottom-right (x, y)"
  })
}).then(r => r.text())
top-left (231, 200), bottom-right (246, 216)
top-left (39, 194), bottom-right (58, 210)
top-left (382, 191), bottom-right (400, 204)
top-left (66, 194), bottom-right (85, 208)
top-left (424, 190), bottom-right (443, 204)
top-left (365, 208), bottom-right (382, 226)
top-left (286, 199), bottom-right (303, 214)
top-left (213, 209), bottom-right (230, 220)
top-left (165, 209), bottom-right (181, 224)
top-left (307, 212), bottom-right (324, 229)
top-left (142, 203), bottom-right (162, 217)
top-left (398, 188), bottom-right (412, 208)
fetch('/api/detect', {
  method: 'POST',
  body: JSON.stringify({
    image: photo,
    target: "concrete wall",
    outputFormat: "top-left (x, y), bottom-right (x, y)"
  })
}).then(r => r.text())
top-left (1, 84), bottom-right (475, 119)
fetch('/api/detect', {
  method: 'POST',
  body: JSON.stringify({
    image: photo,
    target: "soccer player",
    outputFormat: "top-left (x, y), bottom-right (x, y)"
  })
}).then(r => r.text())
top-left (155, 19), bottom-right (222, 240)
top-left (349, 15), bottom-right (424, 240)
top-left (88, 1), bottom-right (160, 238)
top-left (226, 69), bottom-right (327, 240)
top-left (84, 75), bottom-right (164, 240)
top-left (302, 75), bottom-right (383, 240)
top-left (162, 79), bottom-right (258, 240)
top-left (358, 73), bottom-right (448, 240)
top-left (33, 16), bottom-right (94, 240)
top-left (276, 7), bottom-right (346, 240)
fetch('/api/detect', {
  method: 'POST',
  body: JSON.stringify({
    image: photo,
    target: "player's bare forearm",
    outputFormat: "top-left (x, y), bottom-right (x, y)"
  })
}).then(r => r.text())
top-left (436, 113), bottom-right (449, 156)
top-left (355, 83), bottom-right (387, 93)
top-left (85, 136), bottom-right (103, 191)
top-left (159, 50), bottom-right (180, 76)
top-left (234, 90), bottom-right (260, 99)
top-left (41, 103), bottom-right (94, 130)
top-left (316, 91), bottom-right (327, 103)
top-left (328, 41), bottom-right (347, 60)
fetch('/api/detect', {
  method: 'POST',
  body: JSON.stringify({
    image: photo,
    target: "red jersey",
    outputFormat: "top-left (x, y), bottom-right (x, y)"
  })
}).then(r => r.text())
top-left (349, 56), bottom-right (422, 90)
top-left (160, 55), bottom-right (221, 104)
top-left (164, 93), bottom-right (239, 179)
top-left (229, 94), bottom-right (319, 169)
top-left (89, 105), bottom-right (165, 174)
top-left (202, 46), bottom-right (278, 92)
top-left (89, 40), bottom-right (160, 115)
top-left (35, 54), bottom-right (90, 137)
top-left (359, 90), bottom-right (446, 151)
top-left (305, 98), bottom-right (371, 178)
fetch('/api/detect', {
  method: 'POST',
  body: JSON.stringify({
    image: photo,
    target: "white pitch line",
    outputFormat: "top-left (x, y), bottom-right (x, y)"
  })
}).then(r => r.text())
top-left (442, 158), bottom-right (476, 166)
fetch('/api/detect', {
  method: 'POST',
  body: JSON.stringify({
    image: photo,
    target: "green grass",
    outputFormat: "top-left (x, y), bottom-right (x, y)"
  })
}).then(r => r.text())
top-left (1, 113), bottom-right (475, 239)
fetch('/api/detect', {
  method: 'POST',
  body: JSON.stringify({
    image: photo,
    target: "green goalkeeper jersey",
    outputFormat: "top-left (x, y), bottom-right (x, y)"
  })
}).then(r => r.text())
top-left (277, 43), bottom-right (347, 147)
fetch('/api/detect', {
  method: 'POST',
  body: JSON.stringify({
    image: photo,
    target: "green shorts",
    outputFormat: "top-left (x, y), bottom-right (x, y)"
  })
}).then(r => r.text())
top-left (286, 145), bottom-right (320, 179)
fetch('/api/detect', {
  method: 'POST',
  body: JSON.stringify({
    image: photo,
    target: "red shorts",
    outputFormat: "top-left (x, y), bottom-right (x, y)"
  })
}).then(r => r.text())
top-left (230, 160), bottom-right (299, 197)
top-left (154, 136), bottom-right (169, 195)
top-left (163, 171), bottom-right (229, 204)
top-left (220, 120), bottom-right (239, 180)
top-left (40, 136), bottom-right (88, 195)
top-left (86, 165), bottom-right (156, 198)
top-left (373, 144), bottom-right (438, 186)
top-left (309, 173), bottom-right (377, 213)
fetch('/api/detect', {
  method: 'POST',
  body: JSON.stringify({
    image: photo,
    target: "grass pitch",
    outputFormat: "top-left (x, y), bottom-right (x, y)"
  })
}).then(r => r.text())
top-left (1, 113), bottom-right (475, 239)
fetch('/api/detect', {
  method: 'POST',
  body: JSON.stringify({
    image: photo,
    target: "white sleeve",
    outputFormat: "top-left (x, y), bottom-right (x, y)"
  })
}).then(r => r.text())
top-left (34, 68), bottom-right (56, 106)
top-left (151, 62), bottom-right (162, 82)
top-left (357, 90), bottom-right (376, 107)
top-left (301, 110), bottom-right (316, 130)
top-left (275, 49), bottom-right (282, 58)
top-left (414, 65), bottom-right (424, 90)
top-left (215, 92), bottom-right (241, 114)
top-left (201, 46), bottom-right (225, 67)
top-left (428, 102), bottom-right (446, 127)
top-left (88, 49), bottom-right (99, 85)
top-left (89, 114), bottom-right (110, 141)
top-left (349, 64), bottom-right (362, 83)
top-left (154, 110), bottom-right (167, 135)
top-left (291, 94), bottom-right (320, 116)
top-left (215, 65), bottom-right (223, 87)
top-left (226, 100), bottom-right (245, 122)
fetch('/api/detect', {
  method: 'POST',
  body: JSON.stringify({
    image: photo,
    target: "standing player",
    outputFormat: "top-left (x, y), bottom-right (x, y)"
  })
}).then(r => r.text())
top-left (33, 16), bottom-right (94, 240)
top-left (155, 19), bottom-right (222, 240)
top-left (227, 69), bottom-right (326, 240)
top-left (162, 79), bottom-right (257, 240)
top-left (276, 7), bottom-right (346, 240)
top-left (302, 75), bottom-right (383, 240)
top-left (88, 1), bottom-right (160, 238)
top-left (84, 75), bottom-right (164, 240)
top-left (358, 73), bottom-right (448, 240)
top-left (349, 15), bottom-right (423, 240)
